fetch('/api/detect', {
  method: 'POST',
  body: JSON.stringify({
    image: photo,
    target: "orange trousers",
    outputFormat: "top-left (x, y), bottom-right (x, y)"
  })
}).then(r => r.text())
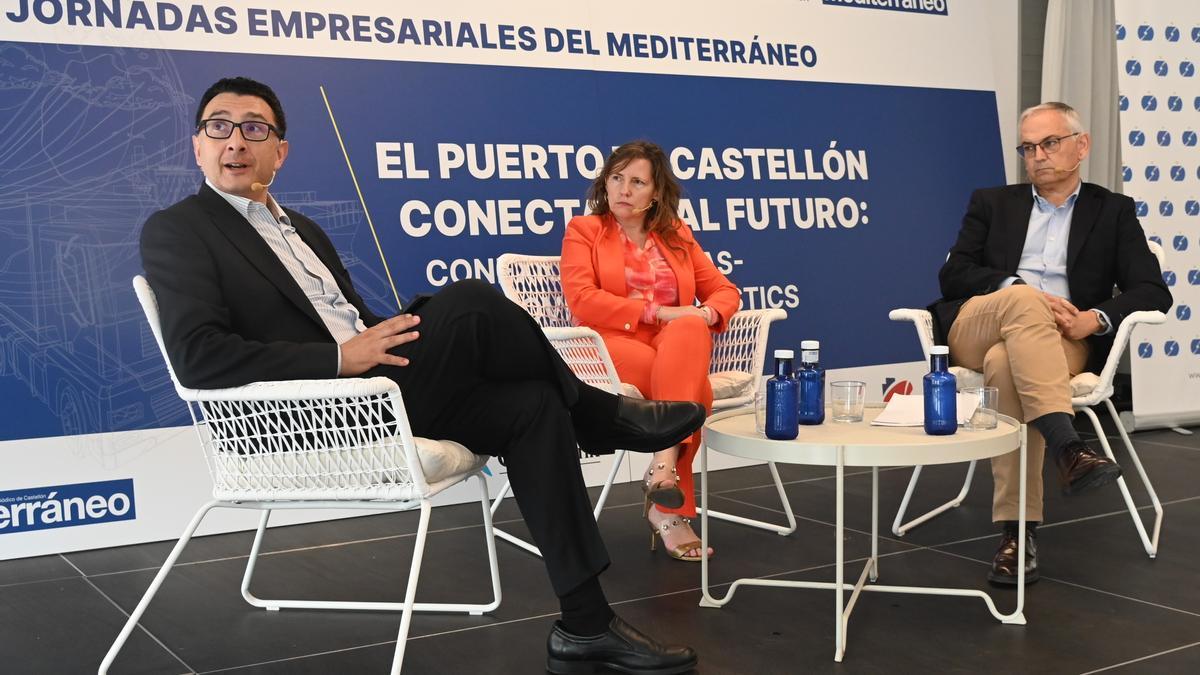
top-left (598, 314), bottom-right (714, 517)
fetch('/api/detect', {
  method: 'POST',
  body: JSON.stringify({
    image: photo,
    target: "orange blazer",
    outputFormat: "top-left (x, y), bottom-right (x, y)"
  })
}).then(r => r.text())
top-left (561, 214), bottom-right (741, 335)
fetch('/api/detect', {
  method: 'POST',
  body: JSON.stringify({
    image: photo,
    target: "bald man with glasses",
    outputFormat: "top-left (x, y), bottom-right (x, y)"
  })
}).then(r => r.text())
top-left (927, 102), bottom-right (1171, 585)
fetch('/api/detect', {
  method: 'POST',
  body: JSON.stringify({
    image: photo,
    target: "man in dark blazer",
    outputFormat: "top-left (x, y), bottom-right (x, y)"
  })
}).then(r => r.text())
top-left (928, 102), bottom-right (1171, 585)
top-left (141, 76), bottom-right (703, 674)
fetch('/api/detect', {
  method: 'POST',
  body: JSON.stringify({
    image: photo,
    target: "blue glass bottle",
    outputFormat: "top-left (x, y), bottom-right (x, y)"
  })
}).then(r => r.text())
top-left (796, 340), bottom-right (825, 425)
top-left (923, 345), bottom-right (958, 435)
top-left (765, 349), bottom-right (799, 440)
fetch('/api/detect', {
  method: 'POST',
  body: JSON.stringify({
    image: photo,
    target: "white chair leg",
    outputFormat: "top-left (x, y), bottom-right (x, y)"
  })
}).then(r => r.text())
top-left (891, 461), bottom-right (976, 537)
top-left (493, 450), bottom-right (629, 557)
top-left (490, 478), bottom-right (544, 556)
top-left (592, 450), bottom-right (628, 520)
top-left (470, 474), bottom-right (502, 614)
top-left (241, 510), bottom-right (274, 609)
top-left (100, 501), bottom-right (219, 674)
top-left (698, 461), bottom-right (797, 535)
top-left (1077, 402), bottom-right (1162, 558)
top-left (238, 476), bottom-right (504, 614)
top-left (390, 500), bottom-right (432, 675)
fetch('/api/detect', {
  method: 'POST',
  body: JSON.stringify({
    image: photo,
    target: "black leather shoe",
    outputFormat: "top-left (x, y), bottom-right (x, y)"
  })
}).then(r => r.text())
top-left (546, 616), bottom-right (698, 674)
top-left (988, 527), bottom-right (1039, 586)
top-left (1056, 440), bottom-right (1122, 496)
top-left (576, 397), bottom-right (706, 455)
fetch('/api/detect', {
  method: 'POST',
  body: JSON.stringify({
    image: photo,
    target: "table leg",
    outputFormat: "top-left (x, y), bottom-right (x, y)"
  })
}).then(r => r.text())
top-left (1006, 423), bottom-right (1028, 624)
top-left (835, 445), bottom-right (846, 662)
top-left (870, 465), bottom-right (879, 582)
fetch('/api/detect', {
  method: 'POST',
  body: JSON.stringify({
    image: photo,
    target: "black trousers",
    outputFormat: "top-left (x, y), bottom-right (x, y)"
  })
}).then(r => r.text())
top-left (367, 280), bottom-right (610, 596)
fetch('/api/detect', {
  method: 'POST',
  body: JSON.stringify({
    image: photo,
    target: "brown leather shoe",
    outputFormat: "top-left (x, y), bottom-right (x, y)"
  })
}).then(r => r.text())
top-left (1056, 440), bottom-right (1123, 496)
top-left (988, 528), bottom-right (1039, 586)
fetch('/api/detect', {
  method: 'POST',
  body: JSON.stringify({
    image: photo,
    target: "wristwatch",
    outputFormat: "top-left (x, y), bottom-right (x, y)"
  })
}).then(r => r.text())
top-left (1091, 309), bottom-right (1110, 333)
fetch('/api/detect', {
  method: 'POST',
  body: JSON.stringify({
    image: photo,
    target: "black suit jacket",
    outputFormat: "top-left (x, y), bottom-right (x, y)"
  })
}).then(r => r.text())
top-left (929, 182), bottom-right (1172, 374)
top-left (140, 183), bottom-right (386, 389)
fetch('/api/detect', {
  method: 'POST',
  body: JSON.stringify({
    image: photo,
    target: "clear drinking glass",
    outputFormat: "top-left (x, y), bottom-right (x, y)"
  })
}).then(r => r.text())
top-left (830, 381), bottom-right (866, 423)
top-left (754, 380), bottom-right (768, 435)
top-left (963, 386), bottom-right (999, 430)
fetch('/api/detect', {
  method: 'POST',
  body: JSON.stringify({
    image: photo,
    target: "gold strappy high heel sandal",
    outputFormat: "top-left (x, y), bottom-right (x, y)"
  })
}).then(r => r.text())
top-left (648, 515), bottom-right (708, 562)
top-left (642, 462), bottom-right (685, 512)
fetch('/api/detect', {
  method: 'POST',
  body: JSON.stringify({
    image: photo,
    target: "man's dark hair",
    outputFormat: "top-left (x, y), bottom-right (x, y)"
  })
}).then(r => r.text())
top-left (194, 77), bottom-right (287, 139)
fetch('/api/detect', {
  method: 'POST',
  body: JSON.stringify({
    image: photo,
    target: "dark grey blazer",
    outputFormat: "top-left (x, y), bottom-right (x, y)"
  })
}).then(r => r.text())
top-left (929, 182), bottom-right (1172, 374)
top-left (140, 183), bottom-right (385, 389)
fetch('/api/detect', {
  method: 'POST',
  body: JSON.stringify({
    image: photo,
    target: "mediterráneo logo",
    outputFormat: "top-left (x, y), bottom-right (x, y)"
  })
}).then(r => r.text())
top-left (822, 0), bottom-right (948, 17)
top-left (0, 479), bottom-right (135, 535)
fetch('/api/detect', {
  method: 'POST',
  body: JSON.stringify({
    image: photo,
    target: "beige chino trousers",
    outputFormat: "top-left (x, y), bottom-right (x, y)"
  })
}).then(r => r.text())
top-left (947, 285), bottom-right (1089, 522)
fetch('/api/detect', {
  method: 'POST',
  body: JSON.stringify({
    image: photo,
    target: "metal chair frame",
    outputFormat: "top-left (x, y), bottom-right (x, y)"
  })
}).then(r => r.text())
top-left (887, 241), bottom-right (1167, 558)
top-left (102, 277), bottom-right (502, 674)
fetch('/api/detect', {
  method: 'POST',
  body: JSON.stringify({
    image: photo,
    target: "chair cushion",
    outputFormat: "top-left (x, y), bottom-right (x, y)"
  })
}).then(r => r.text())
top-left (949, 367), bottom-right (985, 389)
top-left (709, 370), bottom-right (756, 400)
top-left (221, 437), bottom-right (485, 493)
top-left (1069, 372), bottom-right (1100, 397)
top-left (414, 437), bottom-right (489, 484)
top-left (618, 371), bottom-right (753, 402)
top-left (945, 367), bottom-right (1100, 398)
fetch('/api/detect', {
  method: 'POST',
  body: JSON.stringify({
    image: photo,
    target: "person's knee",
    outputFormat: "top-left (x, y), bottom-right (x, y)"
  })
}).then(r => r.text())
top-left (439, 278), bottom-right (504, 305)
top-left (983, 342), bottom-right (1010, 375)
top-left (996, 283), bottom-right (1054, 323)
top-left (1002, 283), bottom-right (1049, 308)
top-left (662, 314), bottom-right (712, 344)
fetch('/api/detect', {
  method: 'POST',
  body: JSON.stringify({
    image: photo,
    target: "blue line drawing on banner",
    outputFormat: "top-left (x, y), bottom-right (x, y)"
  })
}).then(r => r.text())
top-left (0, 44), bottom-right (389, 450)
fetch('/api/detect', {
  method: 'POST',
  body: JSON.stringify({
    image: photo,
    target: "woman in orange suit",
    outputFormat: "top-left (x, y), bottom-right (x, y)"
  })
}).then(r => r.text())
top-left (562, 141), bottom-right (740, 561)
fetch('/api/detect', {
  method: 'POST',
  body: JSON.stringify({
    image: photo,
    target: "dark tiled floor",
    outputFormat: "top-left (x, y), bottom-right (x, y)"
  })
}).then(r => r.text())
top-left (3, 425), bottom-right (1199, 674)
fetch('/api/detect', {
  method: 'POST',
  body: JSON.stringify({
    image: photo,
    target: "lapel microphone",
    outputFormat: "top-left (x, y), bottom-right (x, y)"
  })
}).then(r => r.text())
top-left (251, 171), bottom-right (277, 192)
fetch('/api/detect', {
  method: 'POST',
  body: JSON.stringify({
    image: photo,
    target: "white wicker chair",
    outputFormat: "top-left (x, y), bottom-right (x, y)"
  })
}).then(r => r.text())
top-left (490, 253), bottom-right (796, 557)
top-left (888, 240), bottom-right (1167, 558)
top-left (101, 277), bottom-right (502, 674)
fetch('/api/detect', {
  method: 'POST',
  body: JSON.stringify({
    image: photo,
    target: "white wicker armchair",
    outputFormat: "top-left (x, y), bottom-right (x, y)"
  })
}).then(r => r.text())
top-left (102, 277), bottom-right (502, 674)
top-left (887, 240), bottom-right (1167, 558)
top-left (489, 253), bottom-right (796, 557)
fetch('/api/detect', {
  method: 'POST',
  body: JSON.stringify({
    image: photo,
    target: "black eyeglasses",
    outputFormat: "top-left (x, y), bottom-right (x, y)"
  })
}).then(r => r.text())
top-left (1016, 133), bottom-right (1080, 158)
top-left (196, 118), bottom-right (281, 142)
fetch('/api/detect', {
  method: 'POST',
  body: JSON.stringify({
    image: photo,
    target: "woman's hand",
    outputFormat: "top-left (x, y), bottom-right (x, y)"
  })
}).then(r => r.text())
top-left (656, 305), bottom-right (712, 325)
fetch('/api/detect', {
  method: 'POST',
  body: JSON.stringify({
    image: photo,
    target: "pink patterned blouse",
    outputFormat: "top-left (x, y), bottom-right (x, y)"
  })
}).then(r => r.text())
top-left (620, 231), bottom-right (679, 324)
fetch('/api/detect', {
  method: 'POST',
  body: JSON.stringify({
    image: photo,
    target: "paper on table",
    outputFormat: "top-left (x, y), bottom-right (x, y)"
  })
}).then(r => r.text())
top-left (870, 394), bottom-right (980, 427)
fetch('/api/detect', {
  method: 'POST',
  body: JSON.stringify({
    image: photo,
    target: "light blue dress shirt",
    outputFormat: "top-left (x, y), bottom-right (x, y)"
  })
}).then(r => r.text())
top-left (1002, 182), bottom-right (1111, 335)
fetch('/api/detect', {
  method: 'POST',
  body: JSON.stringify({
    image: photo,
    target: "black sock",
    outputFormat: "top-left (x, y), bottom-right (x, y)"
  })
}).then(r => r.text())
top-left (559, 575), bottom-right (614, 636)
top-left (1029, 412), bottom-right (1080, 457)
top-left (570, 384), bottom-right (620, 431)
top-left (1002, 520), bottom-right (1039, 536)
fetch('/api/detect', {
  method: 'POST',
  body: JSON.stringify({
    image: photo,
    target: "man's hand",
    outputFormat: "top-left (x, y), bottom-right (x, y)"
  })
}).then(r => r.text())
top-left (1043, 292), bottom-right (1078, 333)
top-left (656, 305), bottom-right (709, 324)
top-left (339, 314), bottom-right (421, 376)
top-left (1060, 310), bottom-right (1101, 341)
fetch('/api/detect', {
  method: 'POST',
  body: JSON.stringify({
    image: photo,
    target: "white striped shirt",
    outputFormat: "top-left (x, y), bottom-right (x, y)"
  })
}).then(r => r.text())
top-left (207, 180), bottom-right (366, 373)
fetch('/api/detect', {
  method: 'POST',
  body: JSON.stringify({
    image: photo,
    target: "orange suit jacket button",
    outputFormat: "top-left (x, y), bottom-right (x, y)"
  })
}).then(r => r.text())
top-left (624, 322), bottom-right (632, 330)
